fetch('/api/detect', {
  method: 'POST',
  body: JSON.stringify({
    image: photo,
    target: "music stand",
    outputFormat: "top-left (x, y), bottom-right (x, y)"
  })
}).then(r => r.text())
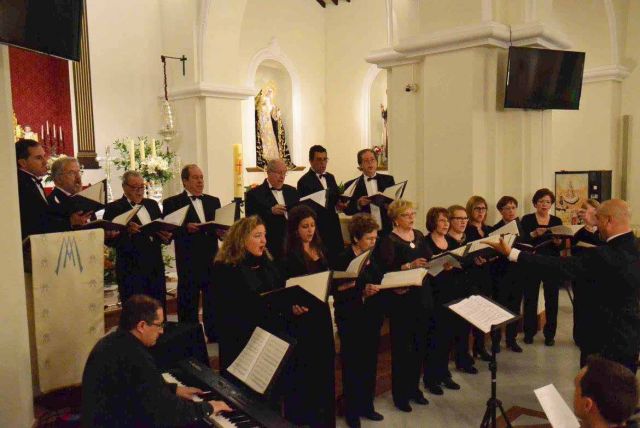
top-left (445, 295), bottom-right (520, 428)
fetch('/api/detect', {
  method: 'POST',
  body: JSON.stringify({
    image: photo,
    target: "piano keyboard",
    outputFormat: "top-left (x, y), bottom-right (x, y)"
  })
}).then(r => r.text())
top-left (162, 371), bottom-right (276, 428)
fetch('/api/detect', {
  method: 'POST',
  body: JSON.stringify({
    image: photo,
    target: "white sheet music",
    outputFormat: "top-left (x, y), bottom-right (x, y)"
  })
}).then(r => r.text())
top-left (448, 295), bottom-right (515, 333)
top-left (377, 268), bottom-right (427, 289)
top-left (467, 234), bottom-right (516, 253)
top-left (75, 180), bottom-right (106, 204)
top-left (112, 205), bottom-right (141, 225)
top-left (226, 327), bottom-right (290, 395)
top-left (214, 203), bottom-right (236, 227)
top-left (285, 271), bottom-right (332, 302)
top-left (381, 180), bottom-right (407, 200)
top-left (534, 384), bottom-right (580, 428)
top-left (163, 205), bottom-right (189, 225)
top-left (489, 219), bottom-right (520, 237)
top-left (300, 189), bottom-right (327, 208)
top-left (342, 179), bottom-right (358, 198)
top-left (333, 249), bottom-right (370, 279)
top-left (426, 253), bottom-right (462, 277)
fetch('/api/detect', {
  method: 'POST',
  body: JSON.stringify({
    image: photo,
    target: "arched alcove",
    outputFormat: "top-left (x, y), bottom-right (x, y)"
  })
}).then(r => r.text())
top-left (243, 38), bottom-right (302, 170)
top-left (361, 65), bottom-right (388, 168)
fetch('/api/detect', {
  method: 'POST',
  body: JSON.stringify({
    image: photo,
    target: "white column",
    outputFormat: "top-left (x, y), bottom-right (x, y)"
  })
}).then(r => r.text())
top-left (0, 45), bottom-right (35, 428)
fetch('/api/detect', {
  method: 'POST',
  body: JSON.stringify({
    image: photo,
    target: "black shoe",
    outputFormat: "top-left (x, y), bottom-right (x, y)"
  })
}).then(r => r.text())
top-left (425, 382), bottom-right (444, 395)
top-left (544, 337), bottom-right (555, 346)
top-left (491, 342), bottom-right (501, 354)
top-left (394, 401), bottom-right (412, 412)
top-left (456, 363), bottom-right (478, 374)
top-left (413, 392), bottom-right (429, 405)
top-left (507, 341), bottom-right (523, 353)
top-left (474, 348), bottom-right (492, 362)
top-left (346, 415), bottom-right (361, 428)
top-left (361, 410), bottom-right (384, 421)
top-left (442, 378), bottom-right (461, 390)
top-left (524, 336), bottom-right (534, 344)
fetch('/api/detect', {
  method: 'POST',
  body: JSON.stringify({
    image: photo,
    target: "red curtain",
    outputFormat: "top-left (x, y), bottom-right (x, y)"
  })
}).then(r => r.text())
top-left (9, 46), bottom-right (74, 156)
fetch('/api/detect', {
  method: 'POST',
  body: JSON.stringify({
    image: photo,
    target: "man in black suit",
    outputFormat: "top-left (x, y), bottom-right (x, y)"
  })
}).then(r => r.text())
top-left (344, 148), bottom-right (396, 236)
top-left (297, 145), bottom-right (346, 264)
top-left (104, 171), bottom-right (171, 310)
top-left (489, 199), bottom-right (640, 373)
top-left (163, 164), bottom-right (221, 337)
top-left (47, 156), bottom-right (97, 226)
top-left (15, 139), bottom-right (90, 240)
top-left (245, 158), bottom-right (299, 260)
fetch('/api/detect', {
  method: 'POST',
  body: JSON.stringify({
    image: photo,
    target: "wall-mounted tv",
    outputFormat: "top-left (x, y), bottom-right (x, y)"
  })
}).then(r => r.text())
top-left (504, 46), bottom-right (585, 110)
top-left (0, 0), bottom-right (83, 61)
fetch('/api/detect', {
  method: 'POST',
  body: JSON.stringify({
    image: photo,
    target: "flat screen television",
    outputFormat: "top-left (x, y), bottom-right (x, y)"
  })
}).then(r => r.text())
top-left (0, 0), bottom-right (83, 61)
top-left (504, 46), bottom-right (585, 110)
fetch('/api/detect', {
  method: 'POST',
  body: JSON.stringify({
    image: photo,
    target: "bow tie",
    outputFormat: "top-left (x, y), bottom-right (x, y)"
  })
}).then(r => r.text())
top-left (129, 201), bottom-right (141, 208)
top-left (366, 176), bottom-right (377, 182)
top-left (317, 174), bottom-right (326, 179)
top-left (33, 177), bottom-right (43, 186)
top-left (190, 195), bottom-right (202, 201)
top-left (270, 188), bottom-right (282, 192)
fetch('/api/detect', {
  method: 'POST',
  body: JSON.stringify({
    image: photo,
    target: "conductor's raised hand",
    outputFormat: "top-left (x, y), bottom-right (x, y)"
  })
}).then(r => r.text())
top-left (485, 237), bottom-right (511, 257)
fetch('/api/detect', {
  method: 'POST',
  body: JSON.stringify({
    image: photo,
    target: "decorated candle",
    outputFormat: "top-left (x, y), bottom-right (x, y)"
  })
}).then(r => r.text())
top-left (150, 139), bottom-right (157, 158)
top-left (129, 139), bottom-right (136, 170)
top-left (139, 139), bottom-right (145, 160)
top-left (233, 144), bottom-right (243, 198)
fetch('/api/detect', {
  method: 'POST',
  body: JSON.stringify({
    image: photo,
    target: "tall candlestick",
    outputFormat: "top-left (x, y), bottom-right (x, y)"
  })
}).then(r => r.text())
top-left (139, 139), bottom-right (145, 160)
top-left (129, 139), bottom-right (137, 170)
top-left (150, 139), bottom-right (157, 158)
top-left (233, 144), bottom-right (243, 198)
top-left (40, 125), bottom-right (44, 140)
top-left (59, 127), bottom-right (63, 142)
top-left (46, 121), bottom-right (50, 136)
top-left (53, 125), bottom-right (56, 139)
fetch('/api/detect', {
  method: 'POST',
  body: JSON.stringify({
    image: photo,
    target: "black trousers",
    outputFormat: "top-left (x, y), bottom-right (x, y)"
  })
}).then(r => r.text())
top-left (423, 306), bottom-right (456, 385)
top-left (523, 278), bottom-right (561, 339)
top-left (117, 268), bottom-right (166, 313)
top-left (176, 270), bottom-right (215, 337)
top-left (389, 291), bottom-right (425, 405)
top-left (335, 301), bottom-right (384, 418)
top-left (493, 276), bottom-right (524, 345)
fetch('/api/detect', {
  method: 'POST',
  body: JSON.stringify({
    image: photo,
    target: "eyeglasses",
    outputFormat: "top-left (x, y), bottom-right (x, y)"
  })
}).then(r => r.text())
top-left (450, 217), bottom-right (468, 221)
top-left (62, 170), bottom-right (83, 177)
top-left (399, 211), bottom-right (416, 218)
top-left (473, 207), bottom-right (487, 212)
top-left (125, 183), bottom-right (146, 191)
top-left (150, 321), bottom-right (165, 329)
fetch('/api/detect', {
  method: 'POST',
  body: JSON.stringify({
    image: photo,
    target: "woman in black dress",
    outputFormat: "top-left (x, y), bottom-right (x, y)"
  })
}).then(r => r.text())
top-left (378, 200), bottom-right (431, 412)
top-left (281, 205), bottom-right (336, 428)
top-left (520, 188), bottom-right (563, 346)
top-left (490, 196), bottom-right (525, 352)
top-left (210, 215), bottom-right (285, 371)
top-left (422, 207), bottom-right (464, 395)
top-left (464, 196), bottom-right (494, 358)
top-left (334, 214), bottom-right (386, 428)
top-left (573, 199), bottom-right (605, 365)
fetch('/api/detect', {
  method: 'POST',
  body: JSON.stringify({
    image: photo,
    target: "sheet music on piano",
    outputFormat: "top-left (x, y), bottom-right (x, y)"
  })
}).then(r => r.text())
top-left (447, 295), bottom-right (517, 333)
top-left (226, 327), bottom-right (292, 395)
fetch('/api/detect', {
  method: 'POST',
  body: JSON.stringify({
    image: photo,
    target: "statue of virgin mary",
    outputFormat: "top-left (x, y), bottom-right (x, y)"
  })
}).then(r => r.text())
top-left (255, 85), bottom-right (295, 169)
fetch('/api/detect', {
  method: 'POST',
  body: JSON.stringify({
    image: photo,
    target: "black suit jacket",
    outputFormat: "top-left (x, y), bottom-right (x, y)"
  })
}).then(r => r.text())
top-left (518, 231), bottom-right (640, 361)
top-left (103, 196), bottom-right (165, 278)
top-left (297, 169), bottom-right (344, 258)
top-left (245, 179), bottom-right (299, 259)
top-left (18, 169), bottom-right (69, 239)
top-left (47, 187), bottom-right (97, 223)
top-left (343, 173), bottom-right (396, 235)
top-left (162, 191), bottom-right (221, 280)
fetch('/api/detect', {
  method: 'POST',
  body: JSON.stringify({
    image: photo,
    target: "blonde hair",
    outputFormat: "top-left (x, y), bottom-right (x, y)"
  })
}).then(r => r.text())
top-left (215, 216), bottom-right (272, 266)
top-left (387, 199), bottom-right (414, 223)
top-left (581, 199), bottom-right (600, 210)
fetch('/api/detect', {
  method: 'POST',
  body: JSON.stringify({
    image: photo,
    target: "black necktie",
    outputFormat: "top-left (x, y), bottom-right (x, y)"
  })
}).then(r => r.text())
top-left (190, 195), bottom-right (202, 201)
top-left (367, 176), bottom-right (377, 182)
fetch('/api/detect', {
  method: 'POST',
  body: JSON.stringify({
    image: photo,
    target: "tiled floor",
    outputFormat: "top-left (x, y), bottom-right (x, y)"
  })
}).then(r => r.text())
top-left (335, 292), bottom-right (580, 428)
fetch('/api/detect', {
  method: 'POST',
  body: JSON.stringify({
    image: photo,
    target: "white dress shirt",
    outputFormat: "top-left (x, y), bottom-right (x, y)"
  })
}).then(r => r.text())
top-left (270, 187), bottom-right (287, 219)
top-left (22, 169), bottom-right (47, 203)
top-left (186, 190), bottom-right (206, 223)
top-left (129, 200), bottom-right (152, 225)
top-left (363, 174), bottom-right (382, 228)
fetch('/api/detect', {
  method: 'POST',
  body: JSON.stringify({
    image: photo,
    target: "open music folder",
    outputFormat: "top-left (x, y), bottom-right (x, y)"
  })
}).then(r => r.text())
top-left (261, 271), bottom-right (333, 309)
top-left (447, 295), bottom-right (518, 333)
top-left (226, 327), bottom-right (293, 396)
top-left (548, 224), bottom-right (584, 237)
top-left (377, 268), bottom-right (428, 290)
top-left (488, 219), bottom-right (521, 237)
top-left (197, 202), bottom-right (237, 232)
top-left (368, 180), bottom-right (407, 207)
top-left (534, 384), bottom-right (580, 428)
top-left (338, 179), bottom-right (359, 202)
top-left (64, 180), bottom-right (107, 213)
top-left (332, 249), bottom-right (371, 280)
top-left (80, 205), bottom-right (141, 231)
top-left (427, 234), bottom-right (518, 275)
top-left (140, 204), bottom-right (189, 234)
top-left (300, 189), bottom-right (327, 209)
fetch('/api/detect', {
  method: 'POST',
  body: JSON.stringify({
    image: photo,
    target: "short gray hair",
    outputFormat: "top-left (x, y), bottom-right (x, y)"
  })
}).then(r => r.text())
top-left (51, 157), bottom-right (79, 181)
top-left (266, 158), bottom-right (286, 173)
top-left (121, 170), bottom-right (143, 186)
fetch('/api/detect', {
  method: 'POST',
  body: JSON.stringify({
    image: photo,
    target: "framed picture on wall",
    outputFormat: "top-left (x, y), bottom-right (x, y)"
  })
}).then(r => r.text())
top-left (554, 170), bottom-right (612, 224)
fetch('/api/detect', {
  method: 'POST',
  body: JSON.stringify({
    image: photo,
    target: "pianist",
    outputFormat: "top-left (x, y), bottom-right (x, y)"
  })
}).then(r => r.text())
top-left (81, 295), bottom-right (231, 427)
